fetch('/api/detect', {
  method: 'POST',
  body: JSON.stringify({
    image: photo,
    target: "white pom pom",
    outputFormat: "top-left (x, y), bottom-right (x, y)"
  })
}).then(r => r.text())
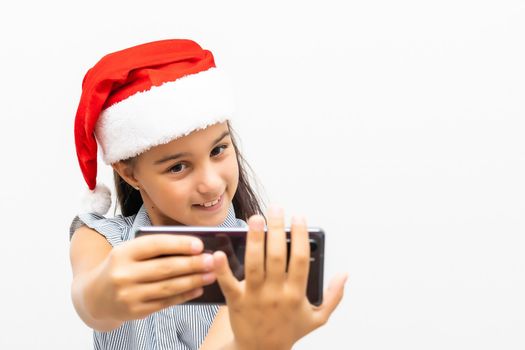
top-left (81, 183), bottom-right (112, 215)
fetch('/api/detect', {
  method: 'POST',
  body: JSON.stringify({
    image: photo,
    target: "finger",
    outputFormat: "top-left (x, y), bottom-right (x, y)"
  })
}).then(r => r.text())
top-left (313, 273), bottom-right (349, 327)
top-left (244, 215), bottom-right (266, 288)
top-left (130, 234), bottom-right (203, 260)
top-left (136, 272), bottom-right (217, 301)
top-left (213, 251), bottom-right (242, 302)
top-left (133, 253), bottom-right (214, 283)
top-left (265, 206), bottom-right (287, 283)
top-left (216, 234), bottom-right (235, 257)
top-left (215, 235), bottom-right (244, 280)
top-left (287, 216), bottom-right (310, 292)
top-left (138, 288), bottom-right (204, 317)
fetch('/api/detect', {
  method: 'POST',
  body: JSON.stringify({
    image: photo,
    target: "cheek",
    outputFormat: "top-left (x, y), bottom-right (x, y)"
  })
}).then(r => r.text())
top-left (226, 157), bottom-right (240, 190)
top-left (142, 176), bottom-right (190, 206)
top-left (158, 180), bottom-right (191, 204)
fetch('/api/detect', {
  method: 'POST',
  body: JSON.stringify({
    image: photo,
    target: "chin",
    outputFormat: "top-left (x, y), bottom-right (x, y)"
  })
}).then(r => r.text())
top-left (197, 212), bottom-right (229, 227)
top-left (191, 194), bottom-right (232, 226)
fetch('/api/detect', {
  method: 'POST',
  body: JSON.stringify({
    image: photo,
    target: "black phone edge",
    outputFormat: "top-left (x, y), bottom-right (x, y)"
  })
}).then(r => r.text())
top-left (134, 226), bottom-right (325, 306)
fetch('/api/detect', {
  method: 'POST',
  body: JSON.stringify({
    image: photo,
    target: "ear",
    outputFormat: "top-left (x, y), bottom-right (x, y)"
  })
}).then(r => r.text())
top-left (112, 161), bottom-right (139, 189)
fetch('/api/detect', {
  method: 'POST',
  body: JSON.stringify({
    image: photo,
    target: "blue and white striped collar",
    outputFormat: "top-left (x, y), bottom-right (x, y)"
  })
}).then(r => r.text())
top-left (130, 203), bottom-right (246, 238)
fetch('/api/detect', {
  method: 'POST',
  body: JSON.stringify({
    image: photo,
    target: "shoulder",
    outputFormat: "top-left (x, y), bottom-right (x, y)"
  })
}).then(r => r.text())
top-left (69, 212), bottom-right (137, 247)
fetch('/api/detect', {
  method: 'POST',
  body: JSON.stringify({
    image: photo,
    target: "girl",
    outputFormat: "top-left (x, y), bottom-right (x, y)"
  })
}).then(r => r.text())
top-left (70, 39), bottom-right (347, 350)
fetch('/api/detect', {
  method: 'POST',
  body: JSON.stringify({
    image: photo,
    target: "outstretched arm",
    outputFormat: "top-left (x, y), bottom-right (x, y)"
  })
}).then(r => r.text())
top-left (70, 226), bottom-right (217, 331)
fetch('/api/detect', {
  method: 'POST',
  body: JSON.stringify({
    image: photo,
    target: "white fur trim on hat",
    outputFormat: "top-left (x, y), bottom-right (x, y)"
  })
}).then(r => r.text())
top-left (80, 183), bottom-right (112, 215)
top-left (95, 68), bottom-right (235, 164)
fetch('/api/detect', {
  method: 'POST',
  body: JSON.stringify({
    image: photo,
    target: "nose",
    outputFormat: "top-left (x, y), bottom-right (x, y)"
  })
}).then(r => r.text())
top-left (195, 163), bottom-right (222, 195)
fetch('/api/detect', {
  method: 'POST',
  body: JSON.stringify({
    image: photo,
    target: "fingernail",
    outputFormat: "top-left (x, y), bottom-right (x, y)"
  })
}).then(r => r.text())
top-left (292, 215), bottom-right (306, 225)
top-left (202, 272), bottom-right (216, 283)
top-left (249, 216), bottom-right (265, 231)
top-left (203, 254), bottom-right (214, 270)
top-left (192, 288), bottom-right (203, 298)
top-left (268, 205), bottom-right (284, 217)
top-left (191, 239), bottom-right (203, 254)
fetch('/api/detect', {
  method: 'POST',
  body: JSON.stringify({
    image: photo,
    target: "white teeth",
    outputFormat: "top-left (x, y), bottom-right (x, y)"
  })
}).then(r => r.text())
top-left (201, 197), bottom-right (220, 207)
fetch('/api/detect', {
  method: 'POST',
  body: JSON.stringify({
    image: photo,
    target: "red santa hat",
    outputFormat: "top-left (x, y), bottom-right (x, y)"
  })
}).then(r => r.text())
top-left (74, 39), bottom-right (234, 215)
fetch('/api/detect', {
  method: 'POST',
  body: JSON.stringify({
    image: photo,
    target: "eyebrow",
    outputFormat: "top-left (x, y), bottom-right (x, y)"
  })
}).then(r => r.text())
top-left (212, 130), bottom-right (230, 146)
top-left (154, 130), bottom-right (231, 165)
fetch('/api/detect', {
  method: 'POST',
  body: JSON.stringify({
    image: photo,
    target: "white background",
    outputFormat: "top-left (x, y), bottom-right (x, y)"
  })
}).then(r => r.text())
top-left (0, 0), bottom-right (524, 349)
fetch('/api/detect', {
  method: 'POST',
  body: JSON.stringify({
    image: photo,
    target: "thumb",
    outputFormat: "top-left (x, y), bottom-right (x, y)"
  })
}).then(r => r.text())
top-left (213, 251), bottom-right (242, 302)
top-left (314, 273), bottom-right (349, 326)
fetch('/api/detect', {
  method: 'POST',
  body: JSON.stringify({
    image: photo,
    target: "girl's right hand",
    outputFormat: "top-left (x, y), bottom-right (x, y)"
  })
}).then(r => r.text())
top-left (213, 208), bottom-right (348, 350)
top-left (85, 234), bottom-right (216, 322)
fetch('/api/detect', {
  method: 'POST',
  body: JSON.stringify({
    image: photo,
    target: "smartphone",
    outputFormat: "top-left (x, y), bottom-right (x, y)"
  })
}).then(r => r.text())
top-left (135, 226), bottom-right (325, 306)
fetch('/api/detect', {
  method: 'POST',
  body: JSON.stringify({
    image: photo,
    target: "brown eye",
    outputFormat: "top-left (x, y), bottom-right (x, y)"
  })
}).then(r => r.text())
top-left (169, 163), bottom-right (187, 173)
top-left (211, 145), bottom-right (227, 157)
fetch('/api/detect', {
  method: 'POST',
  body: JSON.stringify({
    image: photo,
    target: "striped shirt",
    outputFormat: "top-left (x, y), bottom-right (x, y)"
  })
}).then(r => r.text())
top-left (70, 205), bottom-right (246, 350)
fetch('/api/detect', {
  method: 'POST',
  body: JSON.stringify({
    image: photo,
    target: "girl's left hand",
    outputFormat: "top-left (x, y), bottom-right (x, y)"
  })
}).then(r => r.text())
top-left (213, 207), bottom-right (348, 350)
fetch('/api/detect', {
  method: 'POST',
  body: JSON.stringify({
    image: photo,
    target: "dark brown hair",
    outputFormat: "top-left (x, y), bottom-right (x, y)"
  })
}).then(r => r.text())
top-left (114, 122), bottom-right (264, 221)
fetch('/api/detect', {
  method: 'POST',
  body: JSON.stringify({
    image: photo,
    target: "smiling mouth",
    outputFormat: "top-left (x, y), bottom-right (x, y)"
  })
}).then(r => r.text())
top-left (195, 194), bottom-right (223, 208)
top-left (200, 197), bottom-right (220, 207)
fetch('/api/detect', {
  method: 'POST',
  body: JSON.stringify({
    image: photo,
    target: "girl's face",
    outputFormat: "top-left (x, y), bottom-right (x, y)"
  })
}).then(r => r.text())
top-left (123, 122), bottom-right (239, 226)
